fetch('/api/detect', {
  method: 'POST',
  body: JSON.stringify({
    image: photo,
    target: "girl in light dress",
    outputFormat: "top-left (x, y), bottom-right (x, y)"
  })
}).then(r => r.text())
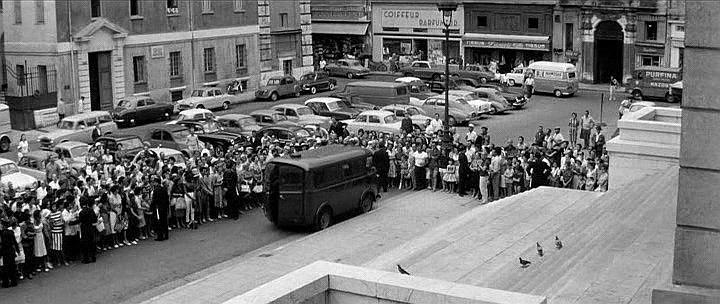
top-left (399, 154), bottom-right (411, 190)
top-left (17, 133), bottom-right (29, 160)
top-left (387, 146), bottom-right (398, 188)
top-left (502, 163), bottom-right (515, 197)
top-left (32, 210), bottom-right (49, 273)
top-left (443, 159), bottom-right (458, 193)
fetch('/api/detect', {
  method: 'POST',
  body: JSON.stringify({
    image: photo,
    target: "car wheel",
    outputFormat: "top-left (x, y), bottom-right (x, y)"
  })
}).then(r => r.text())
top-left (359, 194), bottom-right (374, 214)
top-left (0, 137), bottom-right (9, 152)
top-left (196, 104), bottom-right (205, 109)
top-left (632, 90), bottom-right (643, 100)
top-left (489, 106), bottom-right (498, 115)
top-left (508, 79), bottom-right (516, 86)
top-left (480, 77), bottom-right (488, 84)
top-left (222, 101), bottom-right (230, 110)
top-left (329, 83), bottom-right (335, 91)
top-left (310, 86), bottom-right (317, 95)
top-left (347, 72), bottom-right (354, 79)
top-left (554, 90), bottom-right (563, 98)
top-left (314, 207), bottom-right (332, 231)
top-left (270, 92), bottom-right (279, 101)
top-left (163, 111), bottom-right (171, 120)
top-left (130, 118), bottom-right (137, 127)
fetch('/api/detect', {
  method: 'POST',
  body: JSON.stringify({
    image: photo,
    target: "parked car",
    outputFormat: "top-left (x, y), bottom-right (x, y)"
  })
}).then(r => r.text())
top-left (249, 110), bottom-right (298, 127)
top-left (620, 101), bottom-right (657, 118)
top-left (304, 97), bottom-right (361, 120)
top-left (175, 87), bottom-right (234, 112)
top-left (0, 158), bottom-right (38, 194)
top-left (147, 125), bottom-right (194, 157)
top-left (216, 114), bottom-right (261, 137)
top-left (271, 104), bottom-right (332, 128)
top-left (111, 96), bottom-right (174, 127)
top-left (443, 90), bottom-right (494, 115)
top-left (175, 119), bottom-right (249, 148)
top-left (132, 147), bottom-right (187, 169)
top-left (381, 104), bottom-right (431, 131)
top-left (95, 134), bottom-right (145, 160)
top-left (465, 83), bottom-right (527, 109)
top-left (255, 75), bottom-right (301, 101)
top-left (298, 71), bottom-right (337, 94)
top-left (341, 110), bottom-right (403, 135)
top-left (395, 77), bottom-right (436, 100)
top-left (52, 141), bottom-right (90, 172)
top-left (401, 61), bottom-right (494, 83)
top-left (19, 150), bottom-right (59, 180)
top-left (416, 95), bottom-right (482, 126)
top-left (254, 125), bottom-right (313, 146)
top-left (168, 108), bottom-right (216, 124)
top-left (39, 111), bottom-right (117, 149)
top-left (0, 104), bottom-right (13, 152)
top-left (452, 88), bottom-right (511, 115)
top-left (324, 59), bottom-right (370, 79)
top-left (500, 67), bottom-right (527, 87)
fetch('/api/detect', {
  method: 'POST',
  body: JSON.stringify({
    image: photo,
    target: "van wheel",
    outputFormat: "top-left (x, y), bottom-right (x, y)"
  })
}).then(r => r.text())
top-left (508, 79), bottom-right (516, 86)
top-left (329, 83), bottom-right (335, 91)
top-left (554, 90), bottom-right (563, 98)
top-left (632, 90), bottom-right (643, 100)
top-left (0, 137), bottom-right (9, 152)
top-left (310, 86), bottom-right (317, 95)
top-left (315, 207), bottom-right (332, 231)
top-left (360, 194), bottom-right (374, 214)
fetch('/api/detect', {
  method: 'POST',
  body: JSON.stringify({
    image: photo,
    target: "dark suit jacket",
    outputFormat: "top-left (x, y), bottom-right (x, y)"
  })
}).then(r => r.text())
top-left (0, 229), bottom-right (19, 258)
top-left (458, 153), bottom-right (469, 175)
top-left (373, 149), bottom-right (390, 175)
top-left (151, 185), bottom-right (170, 216)
top-left (78, 206), bottom-right (98, 235)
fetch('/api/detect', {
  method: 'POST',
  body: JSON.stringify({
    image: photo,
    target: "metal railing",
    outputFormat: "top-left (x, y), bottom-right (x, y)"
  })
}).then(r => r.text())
top-left (5, 65), bottom-right (57, 97)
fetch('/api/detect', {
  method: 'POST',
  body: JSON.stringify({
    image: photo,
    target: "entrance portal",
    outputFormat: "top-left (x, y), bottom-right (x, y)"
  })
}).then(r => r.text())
top-left (88, 51), bottom-right (113, 111)
top-left (594, 21), bottom-right (623, 84)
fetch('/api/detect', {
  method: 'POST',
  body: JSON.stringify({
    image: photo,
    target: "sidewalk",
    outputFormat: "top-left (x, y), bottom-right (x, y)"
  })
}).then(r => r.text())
top-left (124, 190), bottom-right (489, 304)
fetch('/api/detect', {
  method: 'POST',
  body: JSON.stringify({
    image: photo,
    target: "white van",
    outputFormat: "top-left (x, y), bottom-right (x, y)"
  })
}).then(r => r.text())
top-left (527, 61), bottom-right (579, 97)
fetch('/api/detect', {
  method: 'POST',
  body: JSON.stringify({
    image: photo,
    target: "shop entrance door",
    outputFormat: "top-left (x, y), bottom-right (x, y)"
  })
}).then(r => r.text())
top-left (88, 51), bottom-right (113, 111)
top-left (499, 50), bottom-right (516, 74)
top-left (594, 21), bottom-right (623, 84)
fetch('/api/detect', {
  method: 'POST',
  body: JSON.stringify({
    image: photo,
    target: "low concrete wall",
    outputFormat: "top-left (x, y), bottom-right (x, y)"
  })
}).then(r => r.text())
top-left (607, 107), bottom-right (681, 189)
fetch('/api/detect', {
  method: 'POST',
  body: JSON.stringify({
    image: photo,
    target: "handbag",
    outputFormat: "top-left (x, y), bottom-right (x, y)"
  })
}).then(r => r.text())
top-left (240, 184), bottom-right (251, 193)
top-left (252, 184), bottom-right (263, 193)
top-left (95, 218), bottom-right (105, 233)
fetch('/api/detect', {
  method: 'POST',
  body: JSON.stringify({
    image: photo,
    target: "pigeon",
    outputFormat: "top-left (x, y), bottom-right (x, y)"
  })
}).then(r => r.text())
top-left (536, 242), bottom-right (544, 257)
top-left (519, 257), bottom-right (532, 268)
top-left (397, 264), bottom-right (411, 275)
top-left (555, 236), bottom-right (563, 249)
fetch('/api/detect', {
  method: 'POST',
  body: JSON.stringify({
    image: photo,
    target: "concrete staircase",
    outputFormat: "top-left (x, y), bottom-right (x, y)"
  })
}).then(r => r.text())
top-left (366, 168), bottom-right (678, 303)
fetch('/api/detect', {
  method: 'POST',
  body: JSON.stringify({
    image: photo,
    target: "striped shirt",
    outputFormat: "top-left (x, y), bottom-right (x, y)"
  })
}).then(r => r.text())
top-left (49, 211), bottom-right (64, 233)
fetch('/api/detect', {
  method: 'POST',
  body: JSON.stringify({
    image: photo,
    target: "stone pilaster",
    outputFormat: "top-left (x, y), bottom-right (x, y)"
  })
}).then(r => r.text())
top-left (77, 51), bottom-right (92, 113)
top-left (653, 1), bottom-right (720, 303)
top-left (257, 0), bottom-right (272, 73)
top-left (299, 0), bottom-right (314, 68)
top-left (622, 13), bottom-right (637, 83)
top-left (580, 10), bottom-right (594, 83)
top-left (111, 44), bottom-right (125, 107)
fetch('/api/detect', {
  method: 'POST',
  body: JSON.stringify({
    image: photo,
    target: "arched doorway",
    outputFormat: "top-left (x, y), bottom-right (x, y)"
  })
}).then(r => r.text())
top-left (594, 21), bottom-right (623, 84)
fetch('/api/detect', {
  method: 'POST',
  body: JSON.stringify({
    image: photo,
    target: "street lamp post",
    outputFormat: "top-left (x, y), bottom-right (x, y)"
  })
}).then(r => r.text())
top-left (438, 0), bottom-right (457, 149)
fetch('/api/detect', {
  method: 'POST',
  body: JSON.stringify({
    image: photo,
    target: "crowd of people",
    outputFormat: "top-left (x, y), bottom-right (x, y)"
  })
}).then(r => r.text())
top-left (0, 108), bottom-right (609, 288)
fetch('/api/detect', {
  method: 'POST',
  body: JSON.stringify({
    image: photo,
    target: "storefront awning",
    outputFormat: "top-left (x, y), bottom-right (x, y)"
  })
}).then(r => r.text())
top-left (463, 33), bottom-right (550, 51)
top-left (313, 22), bottom-right (368, 36)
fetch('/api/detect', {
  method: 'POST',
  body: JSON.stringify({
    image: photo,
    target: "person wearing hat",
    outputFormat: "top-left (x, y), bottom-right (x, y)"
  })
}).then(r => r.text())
top-left (373, 142), bottom-right (390, 194)
top-left (1, 217), bottom-right (20, 287)
top-left (150, 176), bottom-right (170, 241)
top-left (78, 197), bottom-right (98, 263)
top-left (457, 144), bottom-right (469, 196)
top-left (223, 160), bottom-right (241, 220)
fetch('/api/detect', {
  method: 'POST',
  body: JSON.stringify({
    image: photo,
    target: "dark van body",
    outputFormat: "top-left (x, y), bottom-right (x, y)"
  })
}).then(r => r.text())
top-left (333, 81), bottom-right (411, 107)
top-left (264, 145), bottom-right (378, 230)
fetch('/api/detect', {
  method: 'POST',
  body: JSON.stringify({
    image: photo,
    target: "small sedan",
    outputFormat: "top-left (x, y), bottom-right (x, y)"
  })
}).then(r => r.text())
top-left (324, 59), bottom-right (370, 79)
top-left (254, 125), bottom-right (313, 146)
top-left (168, 108), bottom-right (216, 124)
top-left (111, 96), bottom-right (174, 127)
top-left (175, 87), bottom-right (234, 112)
top-left (0, 158), bottom-right (38, 194)
top-left (416, 96), bottom-right (482, 126)
top-left (271, 104), bottom-right (332, 128)
top-left (298, 71), bottom-right (337, 94)
top-left (249, 110), bottom-right (298, 127)
top-left (381, 104), bottom-right (432, 131)
top-left (216, 114), bottom-right (261, 137)
top-left (255, 76), bottom-right (301, 101)
top-left (341, 110), bottom-right (403, 135)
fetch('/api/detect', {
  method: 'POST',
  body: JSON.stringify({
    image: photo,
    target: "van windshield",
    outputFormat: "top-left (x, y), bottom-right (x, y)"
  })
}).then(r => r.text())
top-left (58, 121), bottom-right (75, 129)
top-left (568, 72), bottom-right (576, 79)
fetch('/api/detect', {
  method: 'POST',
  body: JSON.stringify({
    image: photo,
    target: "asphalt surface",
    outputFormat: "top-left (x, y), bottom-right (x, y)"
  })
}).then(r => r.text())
top-left (0, 75), bottom-right (675, 303)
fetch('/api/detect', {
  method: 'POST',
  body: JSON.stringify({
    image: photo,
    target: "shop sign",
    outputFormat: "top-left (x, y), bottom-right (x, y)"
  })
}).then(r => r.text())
top-left (464, 39), bottom-right (549, 51)
top-left (381, 9), bottom-right (460, 30)
top-left (312, 6), bottom-right (366, 20)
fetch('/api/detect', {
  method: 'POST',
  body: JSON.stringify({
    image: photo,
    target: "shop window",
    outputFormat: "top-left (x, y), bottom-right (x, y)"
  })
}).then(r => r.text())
top-left (528, 17), bottom-right (539, 29)
top-left (645, 21), bottom-right (658, 40)
top-left (641, 55), bottom-right (661, 66)
top-left (565, 23), bottom-right (573, 51)
top-left (477, 16), bottom-right (487, 27)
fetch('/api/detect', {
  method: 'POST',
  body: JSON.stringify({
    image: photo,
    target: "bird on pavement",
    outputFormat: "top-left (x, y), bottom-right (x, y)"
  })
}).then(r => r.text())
top-left (397, 264), bottom-right (411, 275)
top-left (519, 257), bottom-right (532, 268)
top-left (555, 236), bottom-right (563, 249)
top-left (536, 242), bottom-right (544, 257)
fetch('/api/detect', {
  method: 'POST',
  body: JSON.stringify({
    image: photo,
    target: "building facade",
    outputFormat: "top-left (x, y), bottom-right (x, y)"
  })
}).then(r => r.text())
top-left (463, 0), bottom-right (555, 72)
top-left (3, 0), bottom-right (260, 114)
top-left (553, 0), bottom-right (683, 84)
top-left (371, 0), bottom-right (465, 66)
top-left (311, 0), bottom-right (371, 63)
top-left (257, 0), bottom-right (314, 85)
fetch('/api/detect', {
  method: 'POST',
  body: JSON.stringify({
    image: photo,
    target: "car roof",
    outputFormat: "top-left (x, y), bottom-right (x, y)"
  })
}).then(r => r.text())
top-left (54, 141), bottom-right (88, 149)
top-left (251, 109), bottom-right (281, 116)
top-left (395, 77), bottom-right (422, 83)
top-left (217, 114), bottom-right (252, 120)
top-left (346, 81), bottom-right (406, 88)
top-left (271, 104), bottom-right (307, 110)
top-left (154, 124), bottom-right (188, 132)
top-left (633, 101), bottom-right (657, 106)
top-left (98, 134), bottom-right (142, 140)
top-left (0, 158), bottom-right (16, 165)
top-left (304, 97), bottom-right (342, 104)
top-left (64, 111), bottom-right (111, 121)
top-left (356, 110), bottom-right (393, 117)
top-left (268, 145), bottom-right (370, 171)
top-left (179, 108), bottom-right (213, 115)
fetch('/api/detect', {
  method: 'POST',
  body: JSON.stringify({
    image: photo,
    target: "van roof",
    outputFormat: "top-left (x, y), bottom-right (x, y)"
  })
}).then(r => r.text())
top-left (528, 61), bottom-right (576, 71)
top-left (268, 145), bottom-right (370, 171)
top-left (346, 81), bottom-right (407, 88)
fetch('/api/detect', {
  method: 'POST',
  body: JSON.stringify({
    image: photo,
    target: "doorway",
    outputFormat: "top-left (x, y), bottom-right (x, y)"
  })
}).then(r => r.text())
top-left (594, 21), bottom-right (623, 84)
top-left (88, 51), bottom-right (113, 110)
top-left (282, 59), bottom-right (293, 76)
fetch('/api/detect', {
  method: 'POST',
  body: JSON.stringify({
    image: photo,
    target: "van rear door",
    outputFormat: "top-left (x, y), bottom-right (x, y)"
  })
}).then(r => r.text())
top-left (277, 164), bottom-right (305, 224)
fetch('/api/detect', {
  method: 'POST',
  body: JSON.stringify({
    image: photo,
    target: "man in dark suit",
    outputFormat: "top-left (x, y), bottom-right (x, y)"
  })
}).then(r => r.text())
top-left (401, 115), bottom-right (413, 135)
top-left (223, 161), bottom-right (241, 220)
top-left (151, 176), bottom-right (170, 241)
top-left (1, 218), bottom-right (20, 287)
top-left (591, 125), bottom-right (606, 158)
top-left (457, 145), bottom-right (470, 196)
top-left (373, 143), bottom-right (390, 193)
top-left (78, 197), bottom-right (98, 263)
top-left (527, 152), bottom-right (551, 189)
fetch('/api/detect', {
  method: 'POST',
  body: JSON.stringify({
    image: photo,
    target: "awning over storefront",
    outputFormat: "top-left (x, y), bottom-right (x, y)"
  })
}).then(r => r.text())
top-left (462, 33), bottom-right (550, 51)
top-left (313, 22), bottom-right (369, 36)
